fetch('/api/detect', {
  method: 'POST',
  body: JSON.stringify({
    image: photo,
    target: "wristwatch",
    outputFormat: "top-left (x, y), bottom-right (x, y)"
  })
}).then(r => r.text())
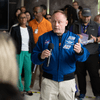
top-left (75, 48), bottom-right (84, 55)
top-left (79, 48), bottom-right (83, 54)
top-left (96, 37), bottom-right (98, 42)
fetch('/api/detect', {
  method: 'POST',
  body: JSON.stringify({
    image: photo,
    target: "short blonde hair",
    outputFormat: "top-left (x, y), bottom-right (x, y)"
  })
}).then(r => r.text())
top-left (0, 33), bottom-right (18, 86)
top-left (52, 10), bottom-right (67, 19)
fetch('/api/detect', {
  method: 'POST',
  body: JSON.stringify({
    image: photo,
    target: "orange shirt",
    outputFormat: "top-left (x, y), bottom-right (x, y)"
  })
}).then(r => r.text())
top-left (29, 17), bottom-right (52, 44)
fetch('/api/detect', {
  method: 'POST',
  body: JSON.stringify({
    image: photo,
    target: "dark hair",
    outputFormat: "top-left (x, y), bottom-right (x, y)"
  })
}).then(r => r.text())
top-left (40, 4), bottom-right (47, 10)
top-left (78, 6), bottom-right (83, 10)
top-left (33, 5), bottom-right (43, 12)
top-left (17, 12), bottom-right (26, 19)
top-left (0, 83), bottom-right (24, 100)
top-left (63, 5), bottom-right (78, 30)
top-left (14, 8), bottom-right (21, 18)
top-left (72, 1), bottom-right (79, 6)
top-left (59, 8), bottom-right (64, 11)
top-left (63, 5), bottom-right (72, 10)
top-left (64, 5), bottom-right (78, 23)
top-left (25, 11), bottom-right (33, 21)
top-left (11, 8), bottom-right (21, 25)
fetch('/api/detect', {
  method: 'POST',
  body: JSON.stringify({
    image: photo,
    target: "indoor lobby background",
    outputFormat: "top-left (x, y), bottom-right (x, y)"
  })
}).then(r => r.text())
top-left (0, 0), bottom-right (99, 31)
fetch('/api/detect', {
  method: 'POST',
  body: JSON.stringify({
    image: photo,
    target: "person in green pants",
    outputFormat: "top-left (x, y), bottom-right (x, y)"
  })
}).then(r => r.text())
top-left (10, 12), bottom-right (35, 96)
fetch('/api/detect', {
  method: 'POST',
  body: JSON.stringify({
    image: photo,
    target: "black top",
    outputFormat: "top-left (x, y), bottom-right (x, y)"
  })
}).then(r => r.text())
top-left (10, 25), bottom-right (35, 54)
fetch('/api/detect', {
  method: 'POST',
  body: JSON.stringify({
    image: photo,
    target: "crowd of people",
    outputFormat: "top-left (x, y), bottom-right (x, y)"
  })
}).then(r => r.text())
top-left (1, 1), bottom-right (100, 100)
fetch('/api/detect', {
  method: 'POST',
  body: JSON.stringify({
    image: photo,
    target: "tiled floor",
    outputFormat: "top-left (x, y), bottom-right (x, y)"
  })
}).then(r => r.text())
top-left (24, 68), bottom-right (97, 100)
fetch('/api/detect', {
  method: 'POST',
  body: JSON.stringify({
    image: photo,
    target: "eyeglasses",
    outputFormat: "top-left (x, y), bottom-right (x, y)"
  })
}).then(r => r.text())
top-left (46, 17), bottom-right (51, 20)
top-left (20, 17), bottom-right (27, 19)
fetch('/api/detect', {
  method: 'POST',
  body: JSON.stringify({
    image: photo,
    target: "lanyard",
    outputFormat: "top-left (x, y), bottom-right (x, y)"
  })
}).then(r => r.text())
top-left (81, 24), bottom-right (89, 34)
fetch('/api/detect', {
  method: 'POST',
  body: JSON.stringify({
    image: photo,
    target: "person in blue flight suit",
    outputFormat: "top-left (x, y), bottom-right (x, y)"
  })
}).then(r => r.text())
top-left (31, 10), bottom-right (90, 100)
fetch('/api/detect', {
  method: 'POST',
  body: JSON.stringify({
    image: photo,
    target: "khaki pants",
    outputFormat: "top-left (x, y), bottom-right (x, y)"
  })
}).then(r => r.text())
top-left (40, 78), bottom-right (76, 100)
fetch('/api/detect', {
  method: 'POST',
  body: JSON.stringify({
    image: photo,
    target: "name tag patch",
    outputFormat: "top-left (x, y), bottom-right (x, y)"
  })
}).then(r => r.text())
top-left (68, 36), bottom-right (75, 40)
top-left (65, 40), bottom-right (74, 45)
top-left (63, 36), bottom-right (75, 49)
top-left (63, 45), bottom-right (71, 49)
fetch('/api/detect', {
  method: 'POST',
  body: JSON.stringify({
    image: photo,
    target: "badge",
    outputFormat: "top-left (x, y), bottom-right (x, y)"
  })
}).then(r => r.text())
top-left (68, 36), bottom-right (75, 40)
top-left (63, 45), bottom-right (71, 49)
top-left (44, 40), bottom-right (50, 45)
top-left (34, 28), bottom-right (38, 34)
top-left (65, 40), bottom-right (74, 45)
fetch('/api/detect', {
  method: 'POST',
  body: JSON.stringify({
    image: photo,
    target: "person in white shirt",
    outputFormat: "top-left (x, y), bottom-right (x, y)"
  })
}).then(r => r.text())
top-left (10, 12), bottom-right (35, 96)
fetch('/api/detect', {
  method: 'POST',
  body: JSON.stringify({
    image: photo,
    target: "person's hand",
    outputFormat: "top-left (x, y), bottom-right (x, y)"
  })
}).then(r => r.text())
top-left (74, 39), bottom-right (81, 53)
top-left (41, 49), bottom-right (51, 59)
top-left (77, 34), bottom-right (83, 39)
top-left (91, 35), bottom-right (96, 42)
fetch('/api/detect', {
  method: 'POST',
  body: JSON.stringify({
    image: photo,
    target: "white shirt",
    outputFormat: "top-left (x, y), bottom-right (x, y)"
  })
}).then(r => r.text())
top-left (20, 26), bottom-right (29, 51)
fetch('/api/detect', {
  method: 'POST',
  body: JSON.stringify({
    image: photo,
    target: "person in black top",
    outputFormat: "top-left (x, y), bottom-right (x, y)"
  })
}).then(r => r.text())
top-left (10, 12), bottom-right (35, 96)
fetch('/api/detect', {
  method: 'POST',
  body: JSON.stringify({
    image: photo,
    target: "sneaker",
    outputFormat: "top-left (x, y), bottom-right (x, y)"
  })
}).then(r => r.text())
top-left (79, 94), bottom-right (85, 99)
top-left (96, 96), bottom-right (100, 100)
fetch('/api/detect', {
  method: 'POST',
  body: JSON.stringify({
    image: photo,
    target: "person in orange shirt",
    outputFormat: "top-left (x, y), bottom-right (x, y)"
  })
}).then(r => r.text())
top-left (29, 5), bottom-right (52, 89)
top-left (29, 5), bottom-right (52, 44)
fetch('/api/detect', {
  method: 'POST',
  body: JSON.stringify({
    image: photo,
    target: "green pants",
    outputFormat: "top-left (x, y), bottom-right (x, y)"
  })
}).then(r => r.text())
top-left (16, 51), bottom-right (32, 91)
